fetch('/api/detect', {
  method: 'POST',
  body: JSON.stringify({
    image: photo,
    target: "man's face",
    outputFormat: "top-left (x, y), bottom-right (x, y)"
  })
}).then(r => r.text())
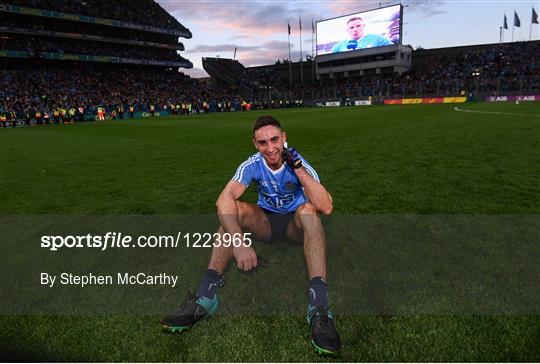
top-left (347, 19), bottom-right (365, 40)
top-left (253, 125), bottom-right (287, 169)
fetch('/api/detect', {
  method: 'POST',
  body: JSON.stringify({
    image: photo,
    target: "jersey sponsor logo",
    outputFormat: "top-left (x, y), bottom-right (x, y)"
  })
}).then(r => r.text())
top-left (261, 191), bottom-right (295, 209)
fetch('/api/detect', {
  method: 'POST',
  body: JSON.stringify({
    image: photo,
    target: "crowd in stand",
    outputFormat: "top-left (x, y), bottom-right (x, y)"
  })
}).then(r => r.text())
top-left (0, 65), bottom-right (252, 126)
top-left (2, 0), bottom-right (537, 127)
top-left (386, 41), bottom-right (540, 96)
top-left (288, 41), bottom-right (540, 100)
top-left (209, 41), bottom-right (539, 101)
top-left (3, 34), bottom-right (186, 63)
top-left (1, 41), bottom-right (539, 127)
top-left (243, 67), bottom-right (283, 91)
top-left (1, 0), bottom-right (188, 69)
top-left (1, 20), bottom-right (182, 46)
top-left (5, 0), bottom-right (188, 33)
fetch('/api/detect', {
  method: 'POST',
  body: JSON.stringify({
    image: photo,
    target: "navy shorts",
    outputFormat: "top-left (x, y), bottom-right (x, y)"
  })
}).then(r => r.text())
top-left (262, 208), bottom-right (296, 243)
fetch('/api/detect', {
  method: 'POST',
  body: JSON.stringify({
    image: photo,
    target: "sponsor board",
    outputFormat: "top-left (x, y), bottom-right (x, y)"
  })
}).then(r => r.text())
top-left (443, 97), bottom-right (467, 103)
top-left (354, 100), bottom-right (372, 106)
top-left (384, 97), bottom-right (466, 105)
top-left (325, 101), bottom-right (341, 107)
top-left (90, 111), bottom-right (171, 120)
top-left (402, 98), bottom-right (423, 104)
top-left (141, 112), bottom-right (166, 118)
top-left (486, 95), bottom-right (540, 102)
top-left (424, 97), bottom-right (444, 103)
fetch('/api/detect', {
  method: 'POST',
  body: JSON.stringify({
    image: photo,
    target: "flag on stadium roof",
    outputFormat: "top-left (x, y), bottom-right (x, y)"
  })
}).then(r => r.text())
top-left (288, 22), bottom-right (291, 35)
top-left (514, 11), bottom-right (521, 27)
top-left (503, 14), bottom-right (508, 29)
top-left (533, 7), bottom-right (539, 24)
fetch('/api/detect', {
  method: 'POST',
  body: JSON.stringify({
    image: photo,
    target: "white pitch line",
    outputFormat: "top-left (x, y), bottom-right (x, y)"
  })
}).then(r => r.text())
top-left (454, 106), bottom-right (540, 117)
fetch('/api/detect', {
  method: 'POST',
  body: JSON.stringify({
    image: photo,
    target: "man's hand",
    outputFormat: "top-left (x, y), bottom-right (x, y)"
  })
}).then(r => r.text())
top-left (233, 245), bottom-right (258, 271)
top-left (282, 147), bottom-right (302, 169)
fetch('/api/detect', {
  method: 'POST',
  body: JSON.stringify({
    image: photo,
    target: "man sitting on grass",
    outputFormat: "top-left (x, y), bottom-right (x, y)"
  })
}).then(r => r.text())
top-left (161, 115), bottom-right (341, 356)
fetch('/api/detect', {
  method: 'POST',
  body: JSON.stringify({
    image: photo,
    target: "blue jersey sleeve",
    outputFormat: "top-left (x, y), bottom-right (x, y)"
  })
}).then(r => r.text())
top-left (299, 156), bottom-right (320, 182)
top-left (232, 155), bottom-right (258, 187)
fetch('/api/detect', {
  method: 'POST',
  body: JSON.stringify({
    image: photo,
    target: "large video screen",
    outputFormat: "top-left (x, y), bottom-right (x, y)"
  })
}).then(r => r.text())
top-left (316, 4), bottom-right (402, 56)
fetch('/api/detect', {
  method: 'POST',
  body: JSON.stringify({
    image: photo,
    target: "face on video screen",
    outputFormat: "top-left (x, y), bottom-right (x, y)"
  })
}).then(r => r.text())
top-left (347, 18), bottom-right (365, 40)
top-left (316, 5), bottom-right (401, 55)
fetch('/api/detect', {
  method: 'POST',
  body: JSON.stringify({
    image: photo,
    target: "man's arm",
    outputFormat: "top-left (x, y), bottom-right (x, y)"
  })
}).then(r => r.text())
top-left (215, 180), bottom-right (258, 270)
top-left (294, 167), bottom-right (333, 215)
top-left (283, 148), bottom-right (333, 214)
top-left (215, 180), bottom-right (246, 234)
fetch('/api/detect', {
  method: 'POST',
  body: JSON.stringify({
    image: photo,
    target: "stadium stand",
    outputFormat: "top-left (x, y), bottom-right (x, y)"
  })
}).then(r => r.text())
top-left (2, 20), bottom-right (185, 49)
top-left (202, 58), bottom-right (255, 97)
top-left (204, 40), bottom-right (540, 105)
top-left (0, 59), bottom-right (258, 124)
top-left (0, 0), bottom-right (204, 126)
top-left (1, 0), bottom-right (539, 127)
top-left (3, 0), bottom-right (190, 35)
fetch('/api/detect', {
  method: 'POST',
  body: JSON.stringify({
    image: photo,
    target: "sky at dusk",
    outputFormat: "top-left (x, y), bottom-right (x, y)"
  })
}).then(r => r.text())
top-left (156, 0), bottom-right (540, 78)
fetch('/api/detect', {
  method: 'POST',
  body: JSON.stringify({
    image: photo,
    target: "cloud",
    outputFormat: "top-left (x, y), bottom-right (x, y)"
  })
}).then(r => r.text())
top-left (240, 55), bottom-right (284, 67)
top-left (180, 67), bottom-right (209, 78)
top-left (185, 44), bottom-right (258, 54)
top-left (186, 40), bottom-right (291, 54)
top-left (260, 40), bottom-right (291, 49)
top-left (184, 40), bottom-right (294, 67)
top-left (321, 0), bottom-right (448, 20)
top-left (324, 0), bottom-right (390, 16)
top-left (402, 0), bottom-right (448, 19)
top-left (238, 45), bottom-right (296, 66)
top-left (231, 34), bottom-right (250, 40)
top-left (157, 1), bottom-right (315, 38)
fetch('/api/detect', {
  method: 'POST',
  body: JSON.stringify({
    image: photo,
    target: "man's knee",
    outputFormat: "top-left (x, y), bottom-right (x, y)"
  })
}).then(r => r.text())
top-left (235, 200), bottom-right (253, 225)
top-left (297, 202), bottom-right (319, 216)
top-left (294, 203), bottom-right (322, 232)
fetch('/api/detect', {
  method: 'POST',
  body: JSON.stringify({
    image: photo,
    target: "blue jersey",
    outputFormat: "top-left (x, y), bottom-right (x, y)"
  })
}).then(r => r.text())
top-left (331, 34), bottom-right (392, 53)
top-left (232, 152), bottom-right (320, 213)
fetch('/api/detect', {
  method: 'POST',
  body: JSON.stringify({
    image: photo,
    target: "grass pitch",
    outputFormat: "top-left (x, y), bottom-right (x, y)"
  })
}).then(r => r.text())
top-left (0, 102), bottom-right (539, 361)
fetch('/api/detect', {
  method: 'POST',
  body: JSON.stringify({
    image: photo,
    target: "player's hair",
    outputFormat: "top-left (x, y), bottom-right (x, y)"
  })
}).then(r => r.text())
top-left (253, 115), bottom-right (282, 134)
top-left (347, 17), bottom-right (364, 25)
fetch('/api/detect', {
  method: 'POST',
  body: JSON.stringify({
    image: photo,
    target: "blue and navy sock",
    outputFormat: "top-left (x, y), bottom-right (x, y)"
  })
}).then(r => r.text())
top-left (197, 269), bottom-right (223, 299)
top-left (309, 276), bottom-right (329, 307)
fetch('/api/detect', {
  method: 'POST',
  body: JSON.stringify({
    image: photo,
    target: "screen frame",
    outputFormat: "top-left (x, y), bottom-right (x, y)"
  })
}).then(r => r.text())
top-left (315, 4), bottom-right (403, 57)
